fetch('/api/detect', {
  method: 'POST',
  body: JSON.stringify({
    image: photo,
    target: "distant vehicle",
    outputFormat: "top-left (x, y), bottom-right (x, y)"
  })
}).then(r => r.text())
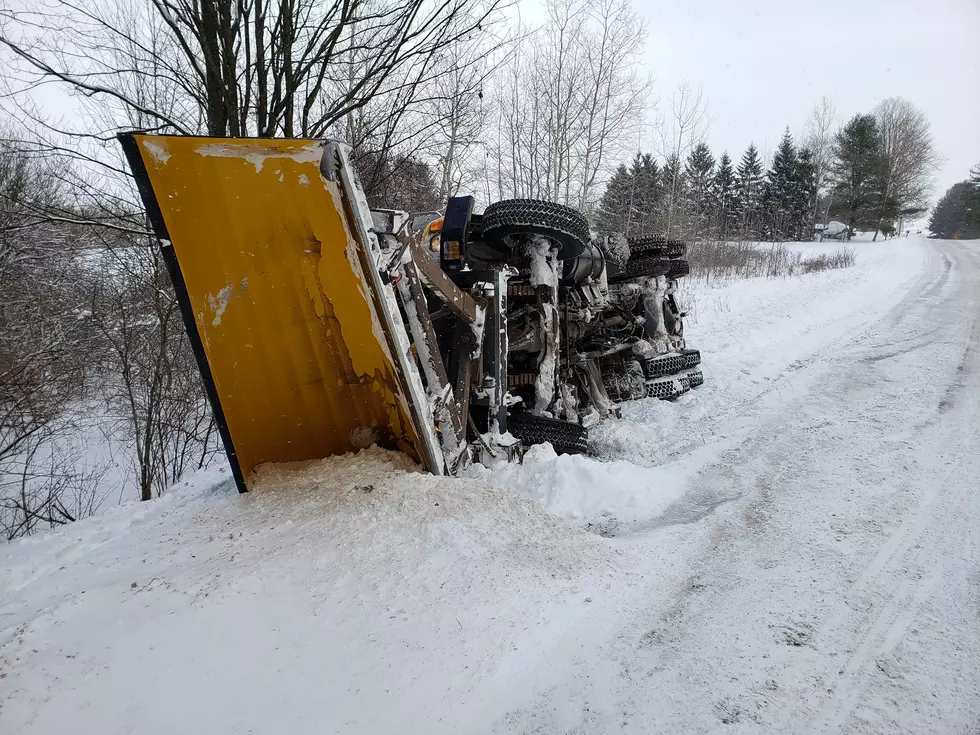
top-left (815, 220), bottom-right (850, 241)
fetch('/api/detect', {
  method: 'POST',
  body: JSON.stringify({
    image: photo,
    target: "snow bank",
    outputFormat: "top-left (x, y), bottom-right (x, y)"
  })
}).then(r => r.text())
top-left (0, 448), bottom-right (623, 735)
top-left (466, 443), bottom-right (692, 530)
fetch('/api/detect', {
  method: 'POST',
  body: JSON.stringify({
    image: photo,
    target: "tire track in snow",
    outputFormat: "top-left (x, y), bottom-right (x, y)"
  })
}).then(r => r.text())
top-left (803, 242), bottom-right (980, 732)
top-left (524, 239), bottom-right (980, 734)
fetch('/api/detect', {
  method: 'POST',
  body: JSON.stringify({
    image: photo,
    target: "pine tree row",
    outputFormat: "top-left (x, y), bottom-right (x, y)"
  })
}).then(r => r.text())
top-left (595, 129), bottom-right (817, 242)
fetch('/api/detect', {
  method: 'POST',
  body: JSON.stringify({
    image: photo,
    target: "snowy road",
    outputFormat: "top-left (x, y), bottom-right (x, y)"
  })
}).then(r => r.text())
top-left (496, 238), bottom-right (980, 733)
top-left (1, 237), bottom-right (978, 734)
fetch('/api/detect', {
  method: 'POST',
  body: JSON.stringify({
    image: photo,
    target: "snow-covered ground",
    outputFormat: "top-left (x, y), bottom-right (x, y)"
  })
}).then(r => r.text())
top-left (2, 235), bottom-right (978, 734)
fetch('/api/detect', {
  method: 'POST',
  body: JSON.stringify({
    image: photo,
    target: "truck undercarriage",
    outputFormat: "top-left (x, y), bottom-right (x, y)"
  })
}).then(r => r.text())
top-left (120, 134), bottom-right (703, 489)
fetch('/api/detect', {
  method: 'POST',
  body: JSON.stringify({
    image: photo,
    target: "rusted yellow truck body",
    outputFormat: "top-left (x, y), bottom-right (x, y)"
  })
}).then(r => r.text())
top-left (120, 135), bottom-right (445, 491)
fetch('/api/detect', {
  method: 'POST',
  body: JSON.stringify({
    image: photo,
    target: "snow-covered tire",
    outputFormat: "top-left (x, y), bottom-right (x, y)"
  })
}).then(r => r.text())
top-left (481, 199), bottom-right (589, 260)
top-left (688, 370), bottom-right (704, 388)
top-left (681, 348), bottom-right (701, 370)
top-left (667, 259), bottom-right (691, 279)
top-left (646, 374), bottom-right (691, 400)
top-left (608, 254), bottom-right (672, 283)
top-left (628, 236), bottom-right (687, 258)
top-left (507, 412), bottom-right (589, 455)
top-left (641, 349), bottom-right (700, 378)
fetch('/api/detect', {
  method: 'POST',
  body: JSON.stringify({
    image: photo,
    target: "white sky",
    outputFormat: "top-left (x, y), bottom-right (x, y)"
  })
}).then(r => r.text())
top-left (8, 0), bottom-right (977, 207)
top-left (639, 0), bottom-right (980, 201)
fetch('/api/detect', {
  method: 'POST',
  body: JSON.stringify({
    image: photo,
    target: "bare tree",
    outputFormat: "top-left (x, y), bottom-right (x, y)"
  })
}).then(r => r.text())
top-left (1, 431), bottom-right (113, 540)
top-left (872, 97), bottom-right (940, 239)
top-left (430, 45), bottom-right (497, 201)
top-left (336, 24), bottom-right (507, 208)
top-left (804, 96), bottom-right (836, 231)
top-left (81, 235), bottom-right (220, 502)
top-left (1, 0), bottom-right (507, 139)
top-left (576, 0), bottom-right (649, 211)
top-left (489, 0), bottom-right (648, 208)
top-left (657, 81), bottom-right (710, 237)
top-left (0, 137), bottom-right (111, 537)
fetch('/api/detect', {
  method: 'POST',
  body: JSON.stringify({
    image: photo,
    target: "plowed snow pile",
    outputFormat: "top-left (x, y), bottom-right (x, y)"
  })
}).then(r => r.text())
top-left (1, 448), bottom-right (625, 735)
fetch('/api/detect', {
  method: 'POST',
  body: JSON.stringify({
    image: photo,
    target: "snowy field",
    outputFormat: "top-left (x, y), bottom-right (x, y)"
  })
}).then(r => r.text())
top-left (2, 235), bottom-right (979, 734)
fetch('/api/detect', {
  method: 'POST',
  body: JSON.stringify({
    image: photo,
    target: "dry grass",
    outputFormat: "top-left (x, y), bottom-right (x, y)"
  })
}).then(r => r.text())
top-left (687, 241), bottom-right (856, 282)
top-left (800, 248), bottom-right (857, 273)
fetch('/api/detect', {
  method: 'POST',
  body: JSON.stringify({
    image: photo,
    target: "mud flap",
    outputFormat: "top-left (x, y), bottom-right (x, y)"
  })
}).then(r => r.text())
top-left (119, 134), bottom-right (444, 491)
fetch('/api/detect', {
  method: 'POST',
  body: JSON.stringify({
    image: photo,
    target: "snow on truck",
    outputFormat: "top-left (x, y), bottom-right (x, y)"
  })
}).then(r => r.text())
top-left (119, 134), bottom-right (703, 490)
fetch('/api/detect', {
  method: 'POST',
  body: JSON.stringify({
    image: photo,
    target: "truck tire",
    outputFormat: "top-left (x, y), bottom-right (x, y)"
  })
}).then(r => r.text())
top-left (679, 348), bottom-right (701, 370)
top-left (507, 412), bottom-right (589, 455)
top-left (481, 199), bottom-right (589, 260)
top-left (641, 348), bottom-right (700, 378)
top-left (667, 259), bottom-right (691, 279)
top-left (608, 254), bottom-right (672, 283)
top-left (688, 370), bottom-right (704, 388)
top-left (641, 352), bottom-right (685, 378)
top-left (646, 373), bottom-right (691, 400)
top-left (628, 236), bottom-right (687, 258)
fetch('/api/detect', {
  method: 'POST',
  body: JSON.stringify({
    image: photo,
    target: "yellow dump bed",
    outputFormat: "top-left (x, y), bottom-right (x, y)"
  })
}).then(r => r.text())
top-left (120, 135), bottom-right (443, 491)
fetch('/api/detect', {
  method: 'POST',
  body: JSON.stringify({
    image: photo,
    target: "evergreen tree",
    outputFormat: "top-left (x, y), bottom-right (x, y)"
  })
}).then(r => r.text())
top-left (791, 147), bottom-right (818, 240)
top-left (596, 162), bottom-right (635, 234)
top-left (632, 154), bottom-right (663, 236)
top-left (712, 151), bottom-right (736, 238)
top-left (829, 114), bottom-right (885, 237)
top-left (762, 129), bottom-right (799, 240)
top-left (928, 182), bottom-right (980, 239)
top-left (683, 142), bottom-right (716, 234)
top-left (660, 152), bottom-right (684, 235)
top-left (357, 152), bottom-right (442, 212)
top-left (595, 154), bottom-right (663, 236)
top-left (735, 143), bottom-right (764, 238)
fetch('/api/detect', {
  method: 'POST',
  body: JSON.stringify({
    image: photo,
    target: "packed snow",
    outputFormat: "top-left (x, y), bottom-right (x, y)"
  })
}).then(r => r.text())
top-left (3, 235), bottom-right (978, 734)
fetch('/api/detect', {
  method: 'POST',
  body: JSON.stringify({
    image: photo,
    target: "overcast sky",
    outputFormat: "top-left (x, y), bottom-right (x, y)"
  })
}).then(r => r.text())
top-left (9, 0), bottom-right (978, 207)
top-left (639, 0), bottom-right (980, 202)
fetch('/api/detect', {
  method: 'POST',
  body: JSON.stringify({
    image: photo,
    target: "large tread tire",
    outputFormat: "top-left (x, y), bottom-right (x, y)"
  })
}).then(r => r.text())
top-left (609, 254), bottom-right (672, 283)
top-left (688, 369), bottom-right (704, 388)
top-left (667, 259), bottom-right (691, 279)
top-left (481, 199), bottom-right (589, 260)
top-left (641, 349), bottom-right (701, 379)
top-left (680, 348), bottom-right (701, 370)
top-left (646, 373), bottom-right (691, 400)
top-left (507, 412), bottom-right (589, 455)
top-left (628, 236), bottom-right (687, 259)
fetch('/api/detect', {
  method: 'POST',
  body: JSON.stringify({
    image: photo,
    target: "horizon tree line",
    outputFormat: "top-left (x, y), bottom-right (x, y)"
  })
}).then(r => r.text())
top-left (594, 97), bottom-right (941, 242)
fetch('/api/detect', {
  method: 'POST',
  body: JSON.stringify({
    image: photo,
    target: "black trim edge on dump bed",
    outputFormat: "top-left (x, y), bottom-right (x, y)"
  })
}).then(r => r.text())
top-left (117, 133), bottom-right (248, 493)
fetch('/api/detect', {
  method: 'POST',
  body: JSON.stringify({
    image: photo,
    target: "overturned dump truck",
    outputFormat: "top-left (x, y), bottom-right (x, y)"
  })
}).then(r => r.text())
top-left (120, 135), bottom-right (703, 491)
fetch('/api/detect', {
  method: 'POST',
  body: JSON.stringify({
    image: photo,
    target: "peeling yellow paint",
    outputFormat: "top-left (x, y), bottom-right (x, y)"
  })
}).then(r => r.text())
top-left (133, 135), bottom-right (422, 486)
